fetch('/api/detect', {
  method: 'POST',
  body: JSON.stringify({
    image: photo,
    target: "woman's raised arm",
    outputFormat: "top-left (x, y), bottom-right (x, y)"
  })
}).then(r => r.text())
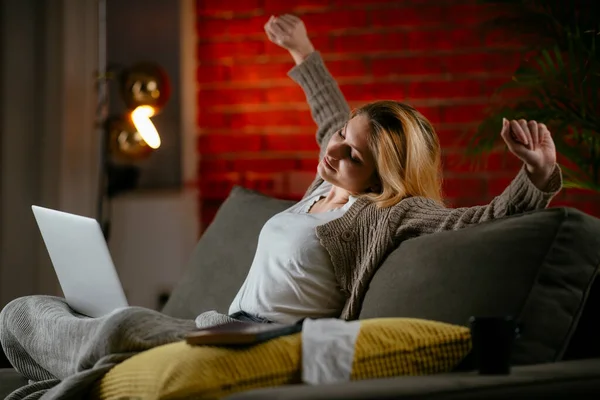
top-left (265, 15), bottom-right (350, 154)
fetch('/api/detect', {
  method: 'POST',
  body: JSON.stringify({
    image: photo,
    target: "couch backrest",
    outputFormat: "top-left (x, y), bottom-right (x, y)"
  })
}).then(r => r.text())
top-left (360, 207), bottom-right (600, 365)
top-left (161, 187), bottom-right (295, 319)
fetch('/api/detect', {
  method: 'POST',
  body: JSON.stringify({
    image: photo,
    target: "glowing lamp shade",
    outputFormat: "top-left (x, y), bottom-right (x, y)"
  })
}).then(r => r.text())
top-left (131, 105), bottom-right (161, 149)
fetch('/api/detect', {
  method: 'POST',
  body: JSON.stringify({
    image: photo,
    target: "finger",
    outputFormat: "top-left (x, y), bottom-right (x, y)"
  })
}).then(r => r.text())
top-left (271, 19), bottom-right (289, 37)
top-left (499, 118), bottom-right (510, 141)
top-left (264, 15), bottom-right (275, 34)
top-left (281, 14), bottom-right (301, 23)
top-left (278, 14), bottom-right (296, 29)
top-left (539, 123), bottom-right (552, 145)
top-left (518, 119), bottom-right (533, 150)
top-left (511, 119), bottom-right (529, 147)
top-left (528, 120), bottom-right (539, 148)
top-left (264, 25), bottom-right (277, 41)
top-left (500, 118), bottom-right (519, 153)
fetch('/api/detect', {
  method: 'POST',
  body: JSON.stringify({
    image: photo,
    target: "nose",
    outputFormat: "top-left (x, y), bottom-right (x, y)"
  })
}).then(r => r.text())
top-left (327, 141), bottom-right (344, 160)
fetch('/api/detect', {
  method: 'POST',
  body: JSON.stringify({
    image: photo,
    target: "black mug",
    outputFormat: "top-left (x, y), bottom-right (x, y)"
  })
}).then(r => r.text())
top-left (468, 316), bottom-right (521, 375)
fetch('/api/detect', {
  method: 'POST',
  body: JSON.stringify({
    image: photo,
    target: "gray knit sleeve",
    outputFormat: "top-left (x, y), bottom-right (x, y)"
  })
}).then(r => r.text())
top-left (288, 52), bottom-right (351, 153)
top-left (393, 163), bottom-right (563, 237)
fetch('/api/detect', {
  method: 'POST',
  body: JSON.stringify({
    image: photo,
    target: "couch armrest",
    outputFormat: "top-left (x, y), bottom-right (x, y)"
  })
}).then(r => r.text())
top-left (226, 359), bottom-right (600, 399)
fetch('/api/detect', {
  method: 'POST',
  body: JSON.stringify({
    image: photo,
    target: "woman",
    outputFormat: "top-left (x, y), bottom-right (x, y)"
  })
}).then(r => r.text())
top-left (228, 14), bottom-right (561, 324)
top-left (0, 14), bottom-right (561, 399)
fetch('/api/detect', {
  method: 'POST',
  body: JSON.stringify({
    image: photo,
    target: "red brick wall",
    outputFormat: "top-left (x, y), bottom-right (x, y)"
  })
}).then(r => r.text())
top-left (195, 0), bottom-right (600, 229)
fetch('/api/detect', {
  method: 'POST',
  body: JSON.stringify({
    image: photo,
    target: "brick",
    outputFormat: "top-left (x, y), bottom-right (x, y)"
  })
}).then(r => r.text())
top-left (197, 40), bottom-right (264, 60)
top-left (199, 172), bottom-right (242, 199)
top-left (196, 64), bottom-right (230, 83)
top-left (442, 177), bottom-right (487, 199)
top-left (264, 86), bottom-right (307, 103)
top-left (442, 53), bottom-right (489, 74)
top-left (264, 0), bottom-right (329, 13)
top-left (483, 30), bottom-right (525, 48)
top-left (372, 56), bottom-right (444, 77)
top-left (199, 159), bottom-right (232, 173)
top-left (487, 176), bottom-right (513, 196)
top-left (244, 171), bottom-right (286, 195)
top-left (407, 80), bottom-right (482, 99)
top-left (196, 17), bottom-right (230, 37)
top-left (332, 0), bottom-right (393, 5)
top-left (230, 62), bottom-right (292, 82)
top-left (480, 77), bottom-right (511, 97)
top-left (298, 158), bottom-right (319, 171)
top-left (229, 109), bottom-right (315, 128)
top-left (446, 151), bottom-right (522, 173)
top-left (197, 87), bottom-right (265, 106)
top-left (197, 109), bottom-right (229, 129)
top-left (484, 52), bottom-right (522, 72)
top-left (442, 151), bottom-right (477, 173)
top-left (332, 32), bottom-right (407, 53)
top-left (407, 29), bottom-right (482, 51)
top-left (232, 158), bottom-right (298, 173)
top-left (228, 15), bottom-right (267, 36)
top-left (415, 105), bottom-right (441, 124)
top-left (442, 4), bottom-right (495, 25)
top-left (197, 133), bottom-right (263, 153)
top-left (287, 171), bottom-right (319, 196)
top-left (436, 127), bottom-right (472, 147)
top-left (325, 59), bottom-right (369, 78)
top-left (370, 6), bottom-right (445, 28)
top-left (302, 10), bottom-right (369, 33)
top-left (262, 134), bottom-right (319, 152)
top-left (196, 0), bottom-right (261, 14)
top-left (340, 82), bottom-right (406, 102)
top-left (440, 104), bottom-right (486, 124)
top-left (307, 35), bottom-right (331, 53)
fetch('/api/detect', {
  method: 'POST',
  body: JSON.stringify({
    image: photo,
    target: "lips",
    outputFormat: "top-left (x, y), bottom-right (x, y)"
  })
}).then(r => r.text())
top-left (323, 157), bottom-right (335, 171)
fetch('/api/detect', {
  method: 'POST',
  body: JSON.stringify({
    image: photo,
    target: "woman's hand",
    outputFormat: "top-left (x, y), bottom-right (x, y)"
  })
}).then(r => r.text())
top-left (500, 118), bottom-right (557, 190)
top-left (264, 14), bottom-right (314, 65)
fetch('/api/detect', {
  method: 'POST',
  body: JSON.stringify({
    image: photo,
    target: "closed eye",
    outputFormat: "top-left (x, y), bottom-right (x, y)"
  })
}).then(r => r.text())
top-left (339, 124), bottom-right (362, 164)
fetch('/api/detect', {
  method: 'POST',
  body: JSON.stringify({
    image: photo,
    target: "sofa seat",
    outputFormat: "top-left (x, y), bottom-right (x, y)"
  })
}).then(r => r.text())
top-left (0, 369), bottom-right (27, 399)
top-left (227, 358), bottom-right (600, 399)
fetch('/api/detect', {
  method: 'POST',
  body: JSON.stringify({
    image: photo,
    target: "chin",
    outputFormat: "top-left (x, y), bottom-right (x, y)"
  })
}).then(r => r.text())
top-left (316, 163), bottom-right (328, 179)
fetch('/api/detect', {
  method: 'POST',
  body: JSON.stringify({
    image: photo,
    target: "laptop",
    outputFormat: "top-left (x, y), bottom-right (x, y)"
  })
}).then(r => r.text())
top-left (32, 205), bottom-right (129, 317)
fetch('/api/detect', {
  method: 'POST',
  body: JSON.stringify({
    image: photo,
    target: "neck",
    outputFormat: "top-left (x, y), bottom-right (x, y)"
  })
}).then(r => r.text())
top-left (323, 184), bottom-right (352, 205)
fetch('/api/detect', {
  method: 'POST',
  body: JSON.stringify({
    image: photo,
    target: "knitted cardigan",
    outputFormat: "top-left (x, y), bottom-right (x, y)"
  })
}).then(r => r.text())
top-left (287, 52), bottom-right (563, 321)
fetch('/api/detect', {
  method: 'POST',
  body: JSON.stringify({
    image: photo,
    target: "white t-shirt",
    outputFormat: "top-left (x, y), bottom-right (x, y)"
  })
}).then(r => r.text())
top-left (228, 182), bottom-right (356, 324)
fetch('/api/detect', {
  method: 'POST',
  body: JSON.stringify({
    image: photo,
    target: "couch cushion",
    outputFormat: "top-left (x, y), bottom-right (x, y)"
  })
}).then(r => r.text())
top-left (360, 207), bottom-right (600, 366)
top-left (226, 358), bottom-right (600, 400)
top-left (162, 187), bottom-right (295, 319)
top-left (92, 318), bottom-right (470, 400)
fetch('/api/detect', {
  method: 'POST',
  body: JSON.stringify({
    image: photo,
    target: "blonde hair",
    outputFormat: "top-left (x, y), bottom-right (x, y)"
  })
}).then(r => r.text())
top-left (353, 100), bottom-right (443, 208)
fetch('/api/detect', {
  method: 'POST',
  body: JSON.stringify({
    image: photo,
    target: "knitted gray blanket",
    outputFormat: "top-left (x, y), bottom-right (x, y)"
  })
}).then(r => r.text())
top-left (0, 295), bottom-right (235, 400)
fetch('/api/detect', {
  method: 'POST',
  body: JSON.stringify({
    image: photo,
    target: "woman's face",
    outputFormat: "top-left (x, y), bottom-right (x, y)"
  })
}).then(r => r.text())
top-left (317, 114), bottom-right (379, 194)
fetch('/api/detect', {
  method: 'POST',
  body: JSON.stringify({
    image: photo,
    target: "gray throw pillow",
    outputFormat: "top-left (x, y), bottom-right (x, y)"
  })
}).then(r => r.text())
top-left (360, 207), bottom-right (600, 365)
top-left (161, 186), bottom-right (295, 319)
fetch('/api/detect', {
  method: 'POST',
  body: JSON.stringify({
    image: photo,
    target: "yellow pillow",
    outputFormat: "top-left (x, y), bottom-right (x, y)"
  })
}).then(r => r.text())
top-left (91, 318), bottom-right (471, 400)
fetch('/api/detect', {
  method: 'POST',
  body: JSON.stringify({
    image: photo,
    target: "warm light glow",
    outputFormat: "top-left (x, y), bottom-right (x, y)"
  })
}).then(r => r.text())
top-left (131, 105), bottom-right (161, 149)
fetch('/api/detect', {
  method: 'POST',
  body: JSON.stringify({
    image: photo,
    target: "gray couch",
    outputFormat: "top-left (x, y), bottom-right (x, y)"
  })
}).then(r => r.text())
top-left (2, 186), bottom-right (600, 399)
